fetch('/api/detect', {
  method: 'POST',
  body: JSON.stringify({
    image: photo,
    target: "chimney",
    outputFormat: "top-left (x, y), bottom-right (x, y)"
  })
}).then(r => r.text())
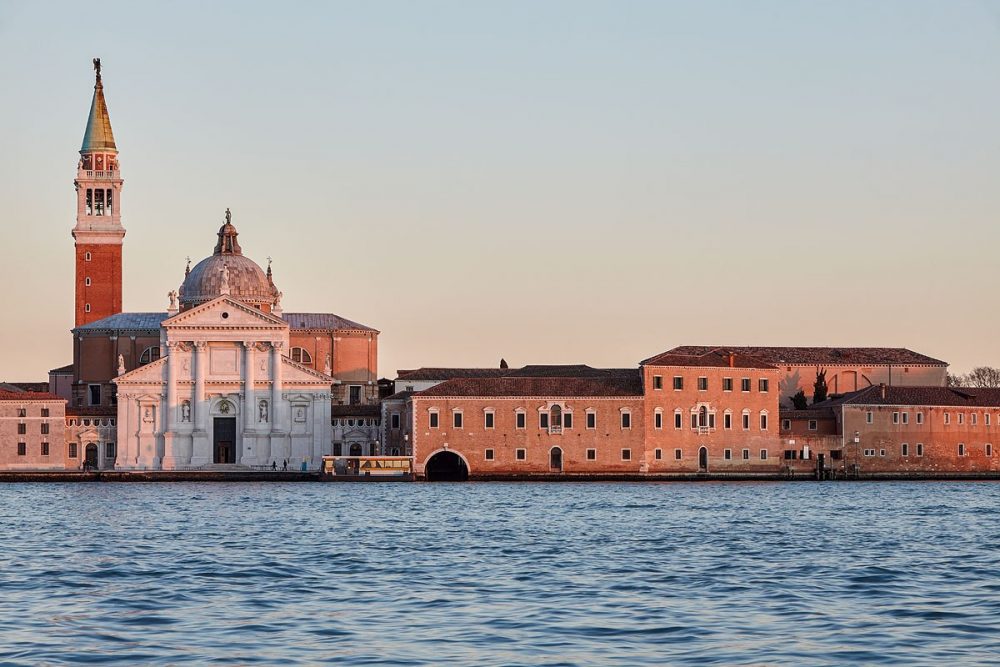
top-left (879, 383), bottom-right (887, 400)
top-left (728, 352), bottom-right (735, 368)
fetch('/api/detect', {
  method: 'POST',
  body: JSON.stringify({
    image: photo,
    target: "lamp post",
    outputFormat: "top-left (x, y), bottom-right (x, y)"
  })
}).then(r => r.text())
top-left (853, 430), bottom-right (861, 478)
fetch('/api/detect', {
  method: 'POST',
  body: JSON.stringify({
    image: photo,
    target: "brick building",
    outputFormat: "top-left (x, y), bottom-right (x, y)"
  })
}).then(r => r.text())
top-left (0, 391), bottom-right (67, 470)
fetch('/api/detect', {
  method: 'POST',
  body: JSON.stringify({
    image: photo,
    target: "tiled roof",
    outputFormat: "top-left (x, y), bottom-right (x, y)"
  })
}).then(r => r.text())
top-left (778, 408), bottom-right (837, 420)
top-left (663, 346), bottom-right (947, 367)
top-left (284, 313), bottom-right (377, 332)
top-left (641, 348), bottom-right (777, 370)
top-left (331, 404), bottom-right (381, 417)
top-left (49, 364), bottom-right (73, 374)
top-left (75, 312), bottom-right (167, 332)
top-left (818, 385), bottom-right (1000, 408)
top-left (383, 391), bottom-right (415, 402)
top-left (0, 390), bottom-right (65, 402)
top-left (417, 373), bottom-right (644, 398)
top-left (396, 368), bottom-right (508, 381)
top-left (66, 406), bottom-right (117, 417)
top-left (5, 382), bottom-right (50, 393)
top-left (396, 365), bottom-right (637, 381)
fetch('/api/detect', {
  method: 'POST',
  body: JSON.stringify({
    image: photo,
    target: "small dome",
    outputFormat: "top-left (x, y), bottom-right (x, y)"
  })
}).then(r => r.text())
top-left (179, 210), bottom-right (278, 310)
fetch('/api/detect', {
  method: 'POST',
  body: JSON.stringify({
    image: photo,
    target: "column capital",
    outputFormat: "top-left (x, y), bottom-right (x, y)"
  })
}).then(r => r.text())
top-left (272, 342), bottom-right (284, 351)
top-left (243, 340), bottom-right (257, 349)
top-left (193, 341), bottom-right (208, 349)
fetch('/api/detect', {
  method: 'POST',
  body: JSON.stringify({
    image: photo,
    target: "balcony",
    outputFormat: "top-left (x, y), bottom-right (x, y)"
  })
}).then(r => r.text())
top-left (548, 425), bottom-right (562, 435)
top-left (81, 170), bottom-right (120, 180)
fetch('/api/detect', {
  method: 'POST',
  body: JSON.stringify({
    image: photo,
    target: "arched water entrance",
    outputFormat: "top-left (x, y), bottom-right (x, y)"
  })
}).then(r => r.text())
top-left (699, 446), bottom-right (708, 471)
top-left (550, 446), bottom-right (563, 471)
top-left (425, 451), bottom-right (469, 481)
top-left (85, 443), bottom-right (98, 470)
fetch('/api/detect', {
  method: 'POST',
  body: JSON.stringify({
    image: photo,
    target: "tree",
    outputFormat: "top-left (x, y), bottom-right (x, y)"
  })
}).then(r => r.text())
top-left (963, 367), bottom-right (1000, 388)
top-left (947, 372), bottom-right (967, 387)
top-left (789, 390), bottom-right (808, 410)
top-left (812, 369), bottom-right (828, 404)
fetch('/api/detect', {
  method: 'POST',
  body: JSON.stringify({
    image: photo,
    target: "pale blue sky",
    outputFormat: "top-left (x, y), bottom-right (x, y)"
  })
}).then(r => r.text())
top-left (2, 1), bottom-right (1000, 379)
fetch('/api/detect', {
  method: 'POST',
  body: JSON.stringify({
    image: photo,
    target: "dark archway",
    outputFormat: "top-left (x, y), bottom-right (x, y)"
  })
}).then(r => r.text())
top-left (349, 443), bottom-right (363, 456)
top-left (85, 443), bottom-right (98, 470)
top-left (550, 447), bottom-right (563, 471)
top-left (425, 451), bottom-right (468, 481)
top-left (699, 446), bottom-right (708, 471)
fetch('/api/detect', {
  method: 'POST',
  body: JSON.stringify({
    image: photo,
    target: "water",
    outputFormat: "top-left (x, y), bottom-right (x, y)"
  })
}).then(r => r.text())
top-left (1, 481), bottom-right (999, 665)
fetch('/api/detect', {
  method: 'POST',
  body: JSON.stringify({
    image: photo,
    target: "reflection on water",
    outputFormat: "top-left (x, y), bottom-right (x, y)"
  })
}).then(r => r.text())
top-left (1, 481), bottom-right (999, 665)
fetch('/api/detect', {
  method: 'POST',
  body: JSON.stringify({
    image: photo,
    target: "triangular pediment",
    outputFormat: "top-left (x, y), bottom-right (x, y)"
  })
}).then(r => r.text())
top-left (114, 357), bottom-right (166, 384)
top-left (164, 296), bottom-right (289, 331)
top-left (282, 356), bottom-right (334, 383)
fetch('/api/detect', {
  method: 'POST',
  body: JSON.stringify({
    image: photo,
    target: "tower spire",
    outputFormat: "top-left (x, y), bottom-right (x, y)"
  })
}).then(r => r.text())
top-left (81, 57), bottom-right (116, 154)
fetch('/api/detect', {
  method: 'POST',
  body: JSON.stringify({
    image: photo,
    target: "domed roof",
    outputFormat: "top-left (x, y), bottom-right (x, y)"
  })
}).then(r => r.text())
top-left (179, 210), bottom-right (278, 310)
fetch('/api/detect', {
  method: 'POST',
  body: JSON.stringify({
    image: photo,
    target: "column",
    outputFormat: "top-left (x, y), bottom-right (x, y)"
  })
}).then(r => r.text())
top-left (271, 342), bottom-right (284, 431)
top-left (241, 341), bottom-right (256, 465)
top-left (161, 341), bottom-right (177, 469)
top-left (193, 342), bottom-right (207, 432)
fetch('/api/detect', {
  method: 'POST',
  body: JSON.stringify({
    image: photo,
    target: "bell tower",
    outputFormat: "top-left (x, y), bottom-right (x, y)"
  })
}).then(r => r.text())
top-left (73, 57), bottom-right (125, 327)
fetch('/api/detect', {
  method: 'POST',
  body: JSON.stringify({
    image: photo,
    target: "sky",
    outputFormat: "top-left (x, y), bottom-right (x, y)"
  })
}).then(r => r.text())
top-left (1, 0), bottom-right (999, 381)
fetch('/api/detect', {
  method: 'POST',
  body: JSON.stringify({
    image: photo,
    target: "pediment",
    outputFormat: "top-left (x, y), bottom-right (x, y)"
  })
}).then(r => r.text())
top-left (114, 357), bottom-right (166, 384)
top-left (164, 297), bottom-right (288, 331)
top-left (281, 356), bottom-right (334, 383)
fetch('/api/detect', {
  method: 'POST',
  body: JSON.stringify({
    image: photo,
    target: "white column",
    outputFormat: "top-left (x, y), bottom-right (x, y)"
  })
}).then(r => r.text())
top-left (271, 342), bottom-right (284, 431)
top-left (243, 341), bottom-right (256, 432)
top-left (194, 342), bottom-right (207, 432)
top-left (161, 341), bottom-right (177, 469)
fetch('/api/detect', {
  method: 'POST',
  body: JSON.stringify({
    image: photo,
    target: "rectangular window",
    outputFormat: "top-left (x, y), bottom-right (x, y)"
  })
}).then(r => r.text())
top-left (563, 413), bottom-right (573, 429)
top-left (986, 414), bottom-right (991, 426)
top-left (674, 449), bottom-right (682, 460)
top-left (958, 443), bottom-right (966, 456)
top-left (391, 413), bottom-right (400, 430)
top-left (892, 412), bottom-right (899, 424)
top-left (697, 377), bottom-right (708, 391)
top-left (484, 412), bottom-right (494, 429)
top-left (673, 376), bottom-right (684, 390)
top-left (916, 412), bottom-right (924, 425)
top-left (586, 448), bottom-right (596, 461)
top-left (971, 413), bottom-right (978, 426)
top-left (17, 408), bottom-right (26, 418)
top-left (760, 414), bottom-right (768, 430)
top-left (987, 443), bottom-right (993, 457)
top-left (902, 412), bottom-right (909, 425)
top-left (742, 448), bottom-right (750, 460)
top-left (453, 412), bottom-right (463, 429)
top-left (89, 384), bottom-right (101, 406)
top-left (916, 443), bottom-right (924, 457)
top-left (485, 449), bottom-right (494, 461)
top-left (106, 442), bottom-right (116, 459)
top-left (724, 449), bottom-right (732, 460)
top-left (708, 413), bottom-right (716, 429)
top-left (674, 412), bottom-right (682, 429)
top-left (723, 378), bottom-right (733, 392)
top-left (808, 420), bottom-right (817, 431)
top-left (654, 448), bottom-right (662, 460)
top-left (516, 412), bottom-right (526, 429)
top-left (654, 412), bottom-right (662, 429)
top-left (586, 412), bottom-right (596, 429)
top-left (516, 448), bottom-right (526, 461)
top-left (653, 375), bottom-right (663, 390)
top-left (17, 423), bottom-right (26, 435)
top-left (621, 412), bottom-right (631, 429)
top-left (621, 448), bottom-right (631, 461)
top-left (902, 443), bottom-right (909, 456)
top-left (866, 411), bottom-right (874, 424)
top-left (349, 386), bottom-right (362, 405)
top-left (760, 449), bottom-right (768, 460)
top-left (429, 411), bottom-right (439, 429)
top-left (68, 443), bottom-right (78, 458)
top-left (944, 413), bottom-right (951, 425)
top-left (540, 412), bottom-right (549, 429)
top-left (691, 413), bottom-right (698, 430)
top-left (741, 378), bottom-right (751, 392)
top-left (17, 443), bottom-right (26, 456)
top-left (758, 378), bottom-right (769, 392)
top-left (40, 423), bottom-right (49, 435)
top-left (333, 443), bottom-right (342, 456)
top-left (784, 450), bottom-right (797, 460)
top-left (40, 408), bottom-right (49, 418)
top-left (782, 419), bottom-right (791, 430)
top-left (41, 442), bottom-right (49, 456)
top-left (958, 413), bottom-right (965, 425)
top-left (742, 413), bottom-right (750, 430)
top-left (724, 413), bottom-right (732, 430)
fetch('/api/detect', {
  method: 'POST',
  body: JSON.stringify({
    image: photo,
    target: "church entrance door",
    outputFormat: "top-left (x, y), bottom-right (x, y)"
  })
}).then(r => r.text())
top-left (85, 443), bottom-right (98, 470)
top-left (213, 417), bottom-right (237, 464)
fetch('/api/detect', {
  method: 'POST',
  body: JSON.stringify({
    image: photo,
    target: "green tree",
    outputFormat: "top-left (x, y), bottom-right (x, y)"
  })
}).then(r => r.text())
top-left (789, 390), bottom-right (808, 410)
top-left (812, 369), bottom-right (828, 404)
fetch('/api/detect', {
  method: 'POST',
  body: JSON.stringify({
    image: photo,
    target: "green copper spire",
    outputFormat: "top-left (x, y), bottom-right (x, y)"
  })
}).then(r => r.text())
top-left (81, 58), bottom-right (117, 153)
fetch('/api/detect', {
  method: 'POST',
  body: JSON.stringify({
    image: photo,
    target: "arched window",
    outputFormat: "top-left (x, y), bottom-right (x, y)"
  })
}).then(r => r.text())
top-left (698, 405), bottom-right (708, 428)
top-left (290, 347), bottom-right (313, 364)
top-left (139, 346), bottom-right (160, 365)
top-left (550, 404), bottom-right (562, 429)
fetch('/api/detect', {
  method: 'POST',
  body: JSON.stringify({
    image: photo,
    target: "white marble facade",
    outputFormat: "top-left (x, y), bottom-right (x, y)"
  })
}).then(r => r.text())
top-left (114, 296), bottom-right (333, 470)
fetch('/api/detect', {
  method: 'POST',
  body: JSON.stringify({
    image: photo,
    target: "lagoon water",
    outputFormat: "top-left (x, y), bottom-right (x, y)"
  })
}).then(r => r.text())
top-left (1, 481), bottom-right (999, 665)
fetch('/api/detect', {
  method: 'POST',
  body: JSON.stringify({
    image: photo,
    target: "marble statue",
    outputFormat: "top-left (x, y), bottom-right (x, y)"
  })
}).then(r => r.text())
top-left (117, 354), bottom-right (126, 376)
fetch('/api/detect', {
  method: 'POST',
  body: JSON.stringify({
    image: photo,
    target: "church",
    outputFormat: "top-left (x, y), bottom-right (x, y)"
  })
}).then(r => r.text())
top-left (59, 60), bottom-right (381, 470)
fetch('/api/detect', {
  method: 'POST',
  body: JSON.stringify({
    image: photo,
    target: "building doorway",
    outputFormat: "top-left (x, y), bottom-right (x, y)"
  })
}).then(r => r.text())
top-left (349, 443), bottom-right (363, 456)
top-left (425, 451), bottom-right (468, 481)
top-left (550, 446), bottom-right (563, 471)
top-left (213, 417), bottom-right (237, 464)
top-left (85, 443), bottom-right (98, 470)
top-left (699, 446), bottom-right (708, 471)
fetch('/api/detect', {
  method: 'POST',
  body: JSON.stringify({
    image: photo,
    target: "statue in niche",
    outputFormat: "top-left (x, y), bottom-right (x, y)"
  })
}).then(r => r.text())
top-left (324, 353), bottom-right (331, 376)
top-left (143, 407), bottom-right (153, 423)
top-left (181, 401), bottom-right (191, 422)
top-left (259, 357), bottom-right (266, 373)
top-left (258, 400), bottom-right (268, 423)
top-left (117, 354), bottom-right (126, 376)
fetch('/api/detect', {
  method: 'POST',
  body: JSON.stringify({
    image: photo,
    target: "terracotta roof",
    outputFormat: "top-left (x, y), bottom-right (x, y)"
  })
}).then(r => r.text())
top-left (817, 385), bottom-right (1000, 408)
top-left (284, 313), bottom-right (377, 332)
top-left (75, 312), bottom-right (167, 332)
top-left (331, 404), bottom-right (381, 417)
top-left (383, 391), bottom-right (415, 402)
top-left (396, 368), bottom-right (508, 381)
top-left (417, 373), bottom-right (643, 398)
top-left (778, 408), bottom-right (837, 420)
top-left (49, 364), bottom-right (73, 374)
top-left (0, 390), bottom-right (65, 402)
top-left (663, 346), bottom-right (947, 367)
top-left (397, 365), bottom-right (636, 381)
top-left (641, 348), bottom-right (777, 370)
top-left (66, 406), bottom-right (117, 416)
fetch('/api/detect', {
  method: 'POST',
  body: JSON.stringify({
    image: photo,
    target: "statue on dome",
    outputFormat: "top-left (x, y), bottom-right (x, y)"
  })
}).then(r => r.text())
top-left (220, 263), bottom-right (230, 294)
top-left (225, 207), bottom-right (232, 225)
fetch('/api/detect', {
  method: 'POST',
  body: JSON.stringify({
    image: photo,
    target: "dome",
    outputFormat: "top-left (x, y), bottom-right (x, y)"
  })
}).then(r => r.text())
top-left (179, 210), bottom-right (279, 311)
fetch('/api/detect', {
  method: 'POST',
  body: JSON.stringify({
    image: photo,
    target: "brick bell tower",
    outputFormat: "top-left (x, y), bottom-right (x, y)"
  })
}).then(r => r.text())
top-left (73, 58), bottom-right (125, 327)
